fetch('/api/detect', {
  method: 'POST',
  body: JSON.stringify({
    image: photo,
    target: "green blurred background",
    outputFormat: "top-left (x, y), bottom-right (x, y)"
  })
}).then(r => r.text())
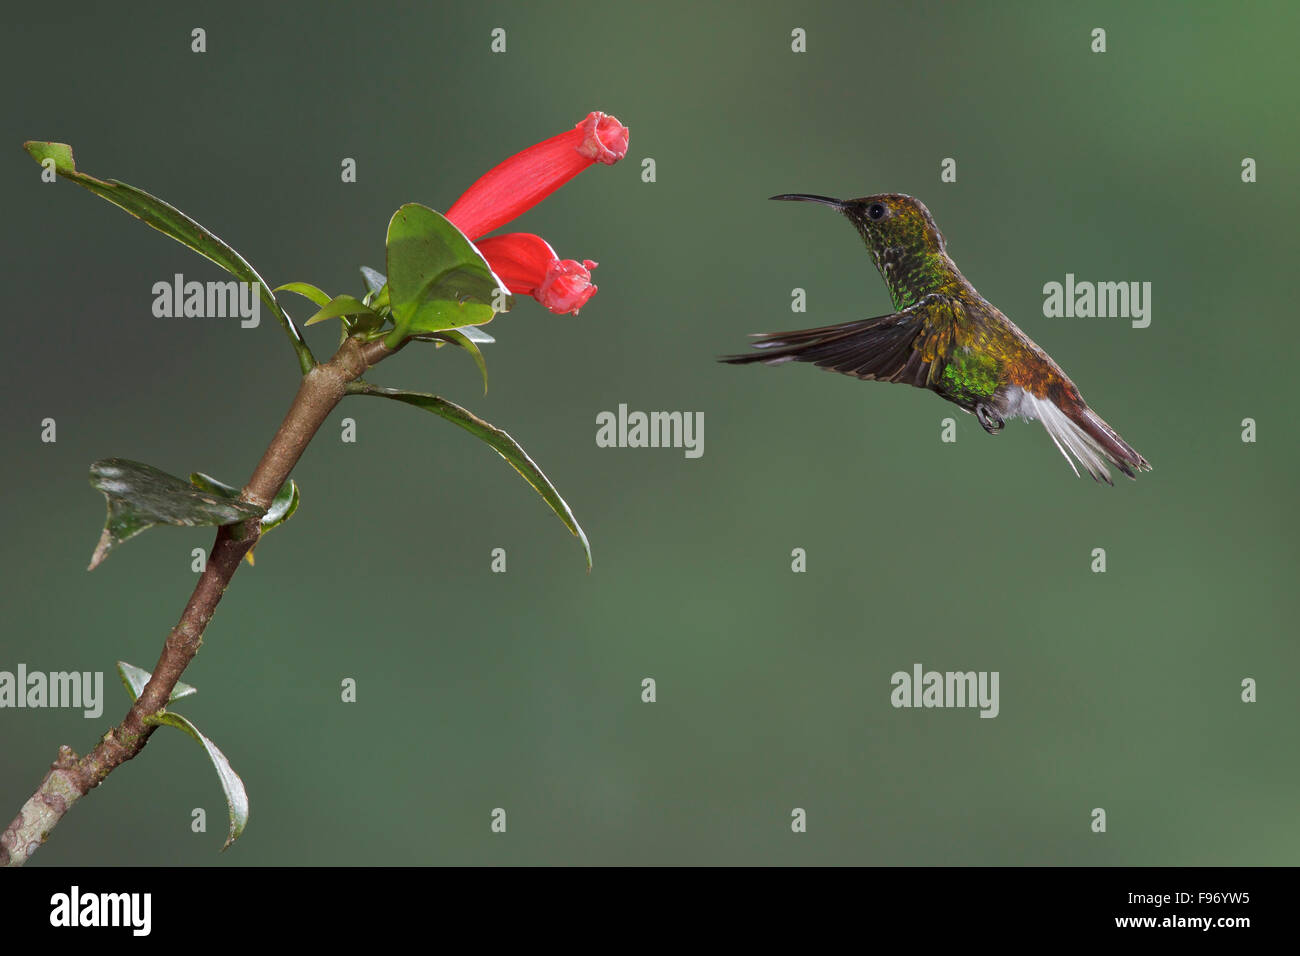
top-left (3, 0), bottom-right (1297, 865)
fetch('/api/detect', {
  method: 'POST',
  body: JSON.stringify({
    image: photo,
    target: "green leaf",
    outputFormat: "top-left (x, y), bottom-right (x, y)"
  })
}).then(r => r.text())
top-left (190, 472), bottom-right (298, 534)
top-left (24, 142), bottom-right (314, 375)
top-left (360, 266), bottom-right (386, 296)
top-left (351, 315), bottom-right (388, 339)
top-left (454, 325), bottom-right (495, 344)
top-left (384, 203), bottom-right (512, 346)
top-left (303, 294), bottom-right (378, 327)
top-left (190, 473), bottom-right (298, 564)
top-left (273, 281), bottom-right (333, 309)
top-left (143, 711), bottom-right (249, 851)
top-left (119, 661), bottom-right (247, 848)
top-left (116, 660), bottom-right (197, 704)
top-left (260, 478), bottom-right (300, 533)
top-left (350, 384), bottom-right (591, 570)
top-left (363, 266), bottom-right (491, 342)
top-left (411, 326), bottom-right (495, 345)
top-left (360, 266), bottom-right (391, 313)
top-left (281, 282), bottom-right (387, 339)
top-left (88, 459), bottom-right (264, 570)
top-left (187, 471), bottom-right (241, 498)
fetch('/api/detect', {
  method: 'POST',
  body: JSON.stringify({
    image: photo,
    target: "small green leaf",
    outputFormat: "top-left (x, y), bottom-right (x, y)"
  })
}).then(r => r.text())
top-left (360, 266), bottom-right (392, 313)
top-left (365, 267), bottom-right (494, 344)
top-left (274, 281), bottom-right (333, 308)
top-left (350, 385), bottom-right (590, 570)
top-left (261, 478), bottom-right (300, 532)
top-left (384, 203), bottom-right (512, 346)
top-left (116, 660), bottom-right (197, 704)
top-left (364, 267), bottom-right (488, 343)
top-left (303, 294), bottom-right (378, 327)
top-left (190, 473), bottom-right (299, 564)
top-left (411, 327), bottom-right (495, 346)
top-left (360, 266), bottom-right (387, 296)
top-left (25, 141), bottom-right (75, 171)
top-left (23, 142), bottom-right (314, 374)
top-left (187, 471), bottom-right (241, 498)
top-left (190, 471), bottom-right (298, 533)
top-left (143, 711), bottom-right (249, 851)
top-left (454, 325), bottom-right (495, 344)
top-left (88, 459), bottom-right (264, 570)
top-left (350, 315), bottom-right (388, 339)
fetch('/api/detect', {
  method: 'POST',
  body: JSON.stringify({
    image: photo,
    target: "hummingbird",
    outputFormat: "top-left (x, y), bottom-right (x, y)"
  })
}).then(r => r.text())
top-left (721, 193), bottom-right (1151, 483)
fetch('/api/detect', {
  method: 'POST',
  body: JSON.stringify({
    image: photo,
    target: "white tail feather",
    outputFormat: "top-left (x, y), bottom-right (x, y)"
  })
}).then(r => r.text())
top-left (1010, 390), bottom-right (1116, 483)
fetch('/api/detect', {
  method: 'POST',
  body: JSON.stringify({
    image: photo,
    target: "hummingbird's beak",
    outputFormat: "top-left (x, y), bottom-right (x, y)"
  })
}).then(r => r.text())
top-left (770, 194), bottom-right (846, 208)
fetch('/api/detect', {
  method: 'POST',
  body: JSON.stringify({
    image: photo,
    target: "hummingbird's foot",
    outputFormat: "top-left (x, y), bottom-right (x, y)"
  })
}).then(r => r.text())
top-left (976, 402), bottom-right (1005, 435)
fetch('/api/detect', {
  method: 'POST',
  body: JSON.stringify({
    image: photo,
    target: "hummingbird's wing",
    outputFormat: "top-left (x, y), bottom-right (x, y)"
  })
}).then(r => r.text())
top-left (719, 293), bottom-right (955, 389)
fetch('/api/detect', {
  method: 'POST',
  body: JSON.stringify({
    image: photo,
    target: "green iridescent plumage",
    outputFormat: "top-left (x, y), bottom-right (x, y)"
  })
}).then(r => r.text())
top-left (940, 354), bottom-right (1000, 402)
top-left (722, 193), bottom-right (1150, 483)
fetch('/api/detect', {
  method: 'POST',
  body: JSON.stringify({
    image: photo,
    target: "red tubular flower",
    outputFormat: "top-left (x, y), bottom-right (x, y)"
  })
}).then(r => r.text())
top-left (447, 112), bottom-right (628, 239)
top-left (475, 234), bottom-right (599, 315)
top-left (444, 111), bottom-right (627, 314)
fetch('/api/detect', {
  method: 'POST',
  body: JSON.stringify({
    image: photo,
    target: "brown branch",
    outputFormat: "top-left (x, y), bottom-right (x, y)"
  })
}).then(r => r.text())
top-left (0, 335), bottom-right (396, 866)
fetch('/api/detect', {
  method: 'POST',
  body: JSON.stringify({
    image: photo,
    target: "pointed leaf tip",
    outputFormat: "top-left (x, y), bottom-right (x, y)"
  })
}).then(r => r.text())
top-left (24, 141), bottom-right (314, 373)
top-left (23, 141), bottom-right (76, 174)
top-left (303, 294), bottom-right (378, 327)
top-left (115, 660), bottom-right (146, 702)
top-left (144, 711), bottom-right (248, 851)
top-left (273, 281), bottom-right (333, 309)
top-left (88, 459), bottom-right (263, 569)
top-left (359, 266), bottom-right (387, 296)
top-left (116, 661), bottom-right (197, 704)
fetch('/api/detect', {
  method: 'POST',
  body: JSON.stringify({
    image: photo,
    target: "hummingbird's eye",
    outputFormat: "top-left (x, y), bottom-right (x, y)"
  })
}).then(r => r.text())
top-left (867, 202), bottom-right (887, 220)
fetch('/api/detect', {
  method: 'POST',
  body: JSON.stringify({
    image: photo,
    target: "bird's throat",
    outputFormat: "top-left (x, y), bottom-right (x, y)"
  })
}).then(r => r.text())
top-left (874, 246), bottom-right (961, 310)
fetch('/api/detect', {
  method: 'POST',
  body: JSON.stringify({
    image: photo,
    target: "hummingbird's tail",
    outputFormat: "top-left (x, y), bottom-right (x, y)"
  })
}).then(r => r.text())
top-left (1015, 390), bottom-right (1151, 484)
